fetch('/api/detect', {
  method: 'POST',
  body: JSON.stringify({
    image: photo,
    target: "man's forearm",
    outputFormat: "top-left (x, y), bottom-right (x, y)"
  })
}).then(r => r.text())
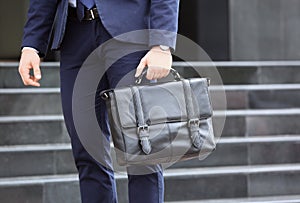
top-left (149, 0), bottom-right (180, 50)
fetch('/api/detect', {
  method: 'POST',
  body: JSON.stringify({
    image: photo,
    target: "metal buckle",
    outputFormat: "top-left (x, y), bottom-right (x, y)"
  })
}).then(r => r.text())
top-left (171, 69), bottom-right (181, 81)
top-left (188, 119), bottom-right (200, 127)
top-left (137, 125), bottom-right (149, 133)
top-left (100, 92), bottom-right (109, 100)
top-left (135, 77), bottom-right (142, 85)
top-left (89, 9), bottom-right (95, 19)
top-left (207, 78), bottom-right (211, 86)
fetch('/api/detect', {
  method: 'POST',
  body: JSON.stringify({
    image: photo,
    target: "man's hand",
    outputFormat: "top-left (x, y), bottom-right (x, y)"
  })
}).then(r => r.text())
top-left (18, 49), bottom-right (41, 87)
top-left (135, 46), bottom-right (172, 80)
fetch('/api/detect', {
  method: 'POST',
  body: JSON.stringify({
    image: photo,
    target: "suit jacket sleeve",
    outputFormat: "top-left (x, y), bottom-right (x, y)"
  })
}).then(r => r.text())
top-left (148, 0), bottom-right (180, 50)
top-left (21, 0), bottom-right (59, 57)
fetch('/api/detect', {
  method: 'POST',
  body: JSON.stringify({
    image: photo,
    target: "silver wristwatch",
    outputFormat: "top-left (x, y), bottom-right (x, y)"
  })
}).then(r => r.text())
top-left (159, 45), bottom-right (170, 51)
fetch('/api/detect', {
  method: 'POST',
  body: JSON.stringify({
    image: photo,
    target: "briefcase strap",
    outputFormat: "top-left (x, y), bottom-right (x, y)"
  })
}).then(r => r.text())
top-left (135, 68), bottom-right (182, 85)
top-left (182, 80), bottom-right (203, 149)
top-left (131, 86), bottom-right (152, 154)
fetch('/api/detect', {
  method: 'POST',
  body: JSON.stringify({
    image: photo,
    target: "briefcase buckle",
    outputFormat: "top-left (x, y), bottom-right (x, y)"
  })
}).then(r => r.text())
top-left (90, 9), bottom-right (95, 19)
top-left (188, 119), bottom-right (200, 127)
top-left (137, 125), bottom-right (149, 133)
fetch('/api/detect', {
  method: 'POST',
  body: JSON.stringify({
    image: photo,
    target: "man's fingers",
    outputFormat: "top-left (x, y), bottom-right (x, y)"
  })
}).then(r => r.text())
top-left (18, 49), bottom-right (41, 87)
top-left (135, 58), bottom-right (146, 77)
top-left (162, 68), bottom-right (170, 78)
top-left (136, 47), bottom-right (172, 80)
top-left (153, 73), bottom-right (161, 79)
top-left (20, 74), bottom-right (40, 87)
top-left (23, 74), bottom-right (40, 87)
top-left (18, 64), bottom-right (40, 87)
top-left (146, 67), bottom-right (170, 80)
top-left (18, 65), bottom-right (30, 85)
top-left (33, 62), bottom-right (41, 80)
top-left (146, 68), bottom-right (155, 80)
top-left (31, 77), bottom-right (41, 86)
top-left (27, 76), bottom-right (40, 87)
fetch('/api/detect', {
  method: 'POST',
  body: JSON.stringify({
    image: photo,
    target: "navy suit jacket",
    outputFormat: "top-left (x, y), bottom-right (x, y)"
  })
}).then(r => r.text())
top-left (22, 0), bottom-right (179, 56)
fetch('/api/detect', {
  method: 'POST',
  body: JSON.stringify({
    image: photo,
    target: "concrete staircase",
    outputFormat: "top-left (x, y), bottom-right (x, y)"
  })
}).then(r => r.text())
top-left (0, 61), bottom-right (300, 203)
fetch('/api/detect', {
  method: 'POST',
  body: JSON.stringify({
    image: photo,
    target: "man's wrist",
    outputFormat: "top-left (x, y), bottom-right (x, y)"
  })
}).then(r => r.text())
top-left (159, 45), bottom-right (170, 51)
top-left (151, 45), bottom-right (170, 52)
top-left (22, 47), bottom-right (39, 54)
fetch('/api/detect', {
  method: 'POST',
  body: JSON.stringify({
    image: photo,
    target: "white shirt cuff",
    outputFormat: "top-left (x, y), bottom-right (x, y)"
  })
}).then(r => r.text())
top-left (22, 47), bottom-right (39, 54)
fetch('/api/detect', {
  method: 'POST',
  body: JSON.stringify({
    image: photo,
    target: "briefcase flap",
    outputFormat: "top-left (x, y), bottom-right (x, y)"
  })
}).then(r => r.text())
top-left (107, 78), bottom-right (212, 129)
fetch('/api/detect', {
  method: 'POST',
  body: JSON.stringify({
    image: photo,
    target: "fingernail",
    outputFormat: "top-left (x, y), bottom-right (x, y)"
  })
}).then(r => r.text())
top-left (36, 75), bottom-right (41, 79)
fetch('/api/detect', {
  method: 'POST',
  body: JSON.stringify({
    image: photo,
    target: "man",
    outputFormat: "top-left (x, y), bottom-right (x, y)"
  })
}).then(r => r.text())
top-left (18, 0), bottom-right (179, 202)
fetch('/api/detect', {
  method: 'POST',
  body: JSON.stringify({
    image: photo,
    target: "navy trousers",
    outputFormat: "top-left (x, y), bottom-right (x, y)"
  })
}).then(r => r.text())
top-left (59, 16), bottom-right (164, 203)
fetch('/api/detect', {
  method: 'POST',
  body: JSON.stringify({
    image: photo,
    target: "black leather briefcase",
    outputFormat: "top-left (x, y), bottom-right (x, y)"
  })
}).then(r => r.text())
top-left (100, 69), bottom-right (215, 166)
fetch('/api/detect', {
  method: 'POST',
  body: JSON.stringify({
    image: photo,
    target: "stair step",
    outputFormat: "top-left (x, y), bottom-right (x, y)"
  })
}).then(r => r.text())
top-left (2, 84), bottom-right (300, 115)
top-left (2, 61), bottom-right (300, 88)
top-left (1, 109), bottom-right (300, 145)
top-left (214, 109), bottom-right (300, 137)
top-left (1, 135), bottom-right (299, 178)
top-left (174, 61), bottom-right (300, 84)
top-left (0, 88), bottom-right (62, 115)
top-left (0, 62), bottom-right (60, 88)
top-left (165, 195), bottom-right (300, 203)
top-left (211, 84), bottom-right (300, 110)
top-left (0, 164), bottom-right (300, 203)
top-left (0, 144), bottom-right (76, 178)
top-left (164, 164), bottom-right (300, 201)
top-left (173, 135), bottom-right (300, 169)
top-left (0, 115), bottom-right (69, 145)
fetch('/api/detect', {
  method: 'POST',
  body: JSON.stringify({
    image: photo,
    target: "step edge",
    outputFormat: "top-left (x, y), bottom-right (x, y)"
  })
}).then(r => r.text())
top-left (0, 115), bottom-right (64, 123)
top-left (1, 109), bottom-right (300, 123)
top-left (0, 143), bottom-right (72, 152)
top-left (165, 194), bottom-right (300, 203)
top-left (163, 163), bottom-right (300, 178)
top-left (210, 84), bottom-right (300, 91)
top-left (173, 61), bottom-right (300, 67)
top-left (0, 88), bottom-right (60, 94)
top-left (1, 164), bottom-right (300, 186)
top-left (218, 135), bottom-right (300, 144)
top-left (1, 135), bottom-right (299, 152)
top-left (3, 61), bottom-right (300, 68)
top-left (0, 62), bottom-right (60, 68)
top-left (214, 109), bottom-right (300, 117)
top-left (2, 84), bottom-right (300, 94)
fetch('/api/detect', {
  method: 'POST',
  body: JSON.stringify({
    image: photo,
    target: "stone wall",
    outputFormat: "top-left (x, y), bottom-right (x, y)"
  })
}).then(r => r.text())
top-left (0, 1), bottom-right (29, 59)
top-left (229, 0), bottom-right (300, 60)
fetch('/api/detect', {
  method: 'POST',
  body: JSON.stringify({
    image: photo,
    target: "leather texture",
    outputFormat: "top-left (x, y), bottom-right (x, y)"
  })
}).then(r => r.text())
top-left (101, 74), bottom-right (216, 166)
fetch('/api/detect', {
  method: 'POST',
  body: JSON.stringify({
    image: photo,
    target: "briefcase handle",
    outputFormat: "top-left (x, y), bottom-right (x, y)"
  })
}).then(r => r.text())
top-left (135, 68), bottom-right (182, 85)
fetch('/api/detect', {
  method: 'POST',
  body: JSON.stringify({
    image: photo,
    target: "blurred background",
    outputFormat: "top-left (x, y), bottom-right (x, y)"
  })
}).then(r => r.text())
top-left (1, 0), bottom-right (300, 61)
top-left (0, 0), bottom-right (300, 203)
